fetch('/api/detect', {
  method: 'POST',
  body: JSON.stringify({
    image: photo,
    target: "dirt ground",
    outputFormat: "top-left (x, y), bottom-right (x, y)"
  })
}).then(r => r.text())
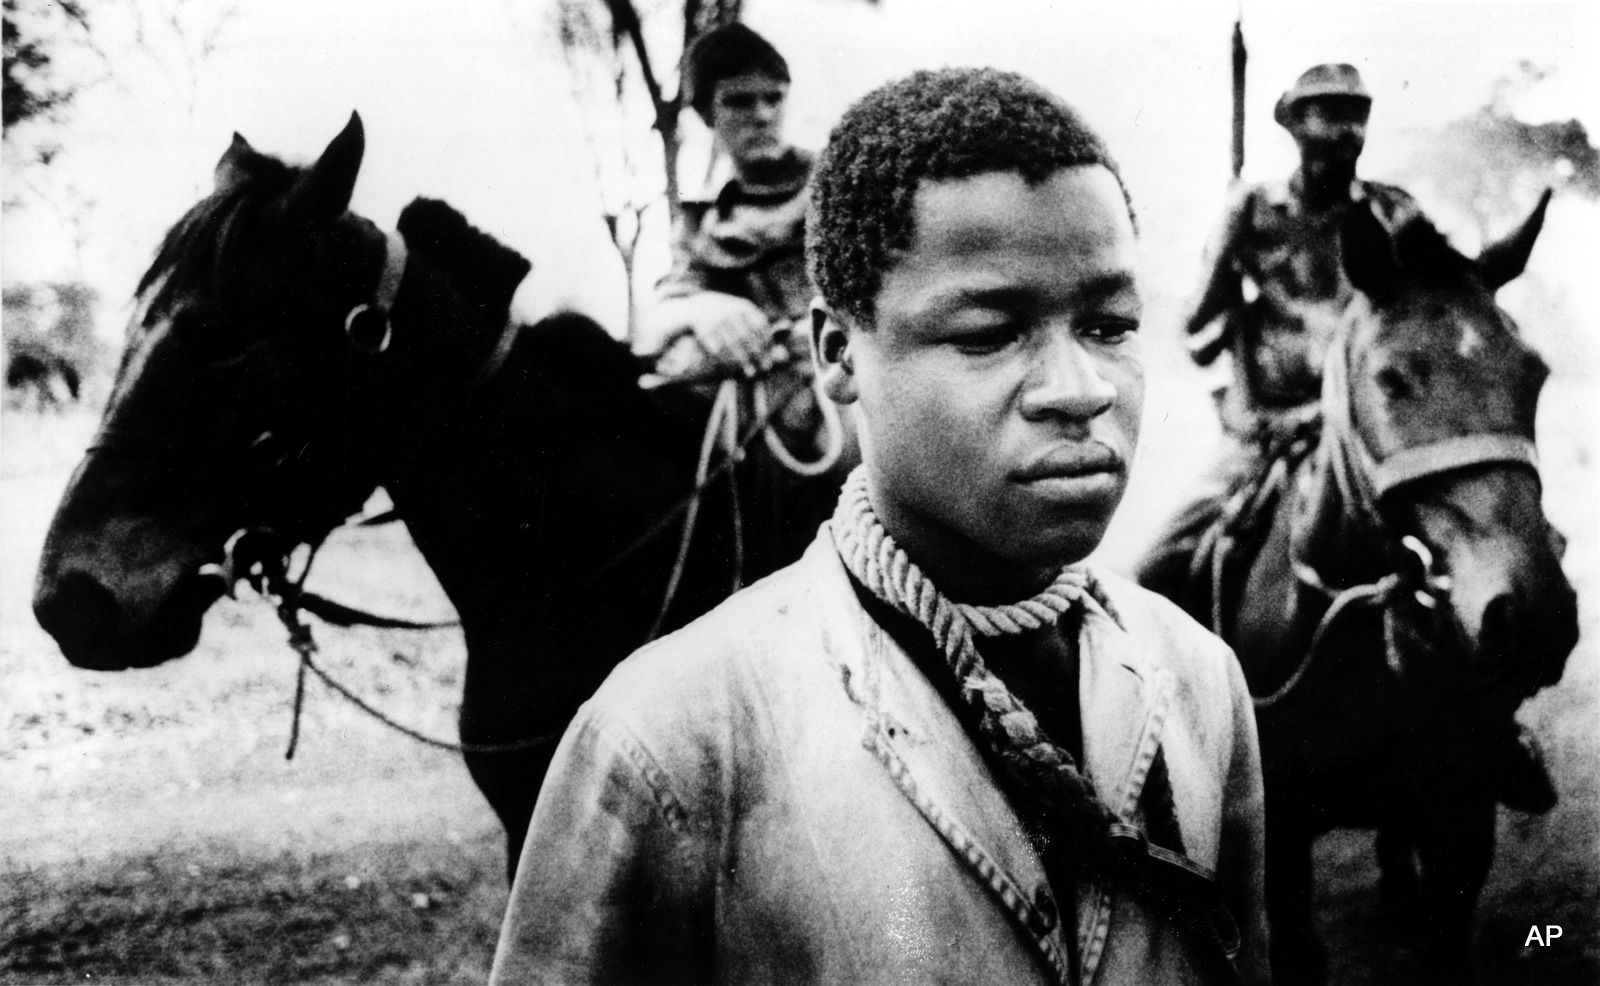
top-left (2, 346), bottom-right (1596, 983)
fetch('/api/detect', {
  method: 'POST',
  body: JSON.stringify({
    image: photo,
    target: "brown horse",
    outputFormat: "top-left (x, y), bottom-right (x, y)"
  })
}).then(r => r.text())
top-left (31, 113), bottom-right (845, 878)
top-left (1139, 194), bottom-right (1577, 984)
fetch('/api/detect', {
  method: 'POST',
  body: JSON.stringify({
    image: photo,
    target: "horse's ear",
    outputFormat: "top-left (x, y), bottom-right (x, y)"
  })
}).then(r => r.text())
top-left (214, 133), bottom-right (256, 195)
top-left (1341, 204), bottom-right (1402, 304)
top-left (286, 111), bottom-right (365, 224)
top-left (1477, 188), bottom-right (1551, 291)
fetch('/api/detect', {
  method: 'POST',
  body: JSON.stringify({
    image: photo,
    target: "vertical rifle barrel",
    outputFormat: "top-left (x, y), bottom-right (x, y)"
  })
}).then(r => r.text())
top-left (1231, 18), bottom-right (1247, 179)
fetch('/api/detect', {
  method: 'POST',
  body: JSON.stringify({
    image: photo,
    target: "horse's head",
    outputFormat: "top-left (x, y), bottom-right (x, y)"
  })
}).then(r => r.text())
top-left (32, 113), bottom-right (530, 670)
top-left (1332, 191), bottom-right (1576, 705)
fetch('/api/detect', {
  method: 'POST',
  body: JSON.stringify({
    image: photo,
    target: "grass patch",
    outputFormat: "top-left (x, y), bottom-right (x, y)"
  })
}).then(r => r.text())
top-left (1, 839), bottom-right (506, 985)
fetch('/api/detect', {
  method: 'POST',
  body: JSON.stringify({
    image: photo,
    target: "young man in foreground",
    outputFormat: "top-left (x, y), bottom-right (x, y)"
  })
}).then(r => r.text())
top-left (491, 67), bottom-right (1268, 985)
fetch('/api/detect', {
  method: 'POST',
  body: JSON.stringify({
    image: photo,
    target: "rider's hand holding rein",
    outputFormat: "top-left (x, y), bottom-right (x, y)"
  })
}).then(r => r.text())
top-left (644, 292), bottom-right (776, 378)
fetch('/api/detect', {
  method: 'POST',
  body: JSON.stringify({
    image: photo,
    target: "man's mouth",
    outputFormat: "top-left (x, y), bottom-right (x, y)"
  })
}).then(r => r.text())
top-left (1012, 444), bottom-right (1123, 483)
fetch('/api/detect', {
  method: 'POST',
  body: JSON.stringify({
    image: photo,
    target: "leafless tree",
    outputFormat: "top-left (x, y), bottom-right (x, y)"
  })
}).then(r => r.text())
top-left (554, 0), bottom-right (741, 338)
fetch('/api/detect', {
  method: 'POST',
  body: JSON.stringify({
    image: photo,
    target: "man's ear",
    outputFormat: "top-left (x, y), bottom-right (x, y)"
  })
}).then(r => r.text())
top-left (811, 299), bottom-right (859, 405)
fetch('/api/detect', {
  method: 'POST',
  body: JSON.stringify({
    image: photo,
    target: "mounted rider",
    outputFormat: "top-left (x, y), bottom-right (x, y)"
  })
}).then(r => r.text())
top-left (1149, 63), bottom-right (1556, 815)
top-left (641, 23), bottom-right (814, 379)
top-left (637, 22), bottom-right (850, 575)
top-left (1184, 63), bottom-right (1425, 434)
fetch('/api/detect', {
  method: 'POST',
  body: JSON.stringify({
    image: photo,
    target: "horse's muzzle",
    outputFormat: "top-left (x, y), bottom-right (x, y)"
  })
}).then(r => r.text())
top-left (34, 567), bottom-right (223, 670)
top-left (1471, 579), bottom-right (1579, 701)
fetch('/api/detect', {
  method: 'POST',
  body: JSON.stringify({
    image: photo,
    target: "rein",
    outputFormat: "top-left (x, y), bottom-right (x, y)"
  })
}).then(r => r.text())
top-left (115, 222), bottom-right (842, 757)
top-left (230, 227), bottom-right (822, 753)
top-left (240, 374), bottom-right (810, 758)
top-left (220, 531), bottom-right (562, 759)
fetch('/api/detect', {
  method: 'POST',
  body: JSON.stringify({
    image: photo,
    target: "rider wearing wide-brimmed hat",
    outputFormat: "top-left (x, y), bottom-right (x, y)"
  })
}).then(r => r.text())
top-left (1150, 63), bottom-right (1556, 816)
top-left (1182, 63), bottom-right (1430, 432)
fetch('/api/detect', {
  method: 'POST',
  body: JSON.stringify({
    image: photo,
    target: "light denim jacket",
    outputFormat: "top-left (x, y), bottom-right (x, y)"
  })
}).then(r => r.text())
top-left (491, 531), bottom-right (1268, 985)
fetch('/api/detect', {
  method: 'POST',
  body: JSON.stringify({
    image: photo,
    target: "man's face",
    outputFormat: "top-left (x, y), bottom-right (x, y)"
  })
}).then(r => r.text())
top-left (817, 166), bottom-right (1144, 599)
top-left (710, 72), bottom-right (788, 168)
top-left (1290, 96), bottom-right (1369, 172)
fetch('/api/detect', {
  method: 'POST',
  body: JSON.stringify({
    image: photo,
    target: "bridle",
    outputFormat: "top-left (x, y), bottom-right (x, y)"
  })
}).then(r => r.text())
top-left (85, 228), bottom-right (408, 464)
top-left (1255, 306), bottom-right (1542, 707)
top-left (95, 223), bottom-right (841, 756)
top-left (1315, 305), bottom-right (1539, 538)
top-left (340, 228), bottom-right (406, 355)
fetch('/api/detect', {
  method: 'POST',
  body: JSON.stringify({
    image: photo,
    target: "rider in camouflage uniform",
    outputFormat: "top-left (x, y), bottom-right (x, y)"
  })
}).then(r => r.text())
top-left (1185, 64), bottom-right (1425, 434)
top-left (1147, 63), bottom-right (1554, 814)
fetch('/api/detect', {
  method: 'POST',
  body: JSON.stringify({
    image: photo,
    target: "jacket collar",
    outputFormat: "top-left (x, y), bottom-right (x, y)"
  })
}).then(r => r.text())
top-left (803, 530), bottom-right (1175, 981)
top-left (681, 145), bottom-right (815, 209)
top-left (1267, 173), bottom-right (1368, 217)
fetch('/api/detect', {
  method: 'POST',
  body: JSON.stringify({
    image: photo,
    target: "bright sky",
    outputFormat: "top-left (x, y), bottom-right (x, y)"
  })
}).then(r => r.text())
top-left (2, 0), bottom-right (1595, 337)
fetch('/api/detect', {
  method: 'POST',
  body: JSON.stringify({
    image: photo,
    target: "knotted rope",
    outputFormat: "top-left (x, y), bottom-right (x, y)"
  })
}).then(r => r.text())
top-left (829, 467), bottom-right (1242, 972)
top-left (829, 466), bottom-right (1178, 859)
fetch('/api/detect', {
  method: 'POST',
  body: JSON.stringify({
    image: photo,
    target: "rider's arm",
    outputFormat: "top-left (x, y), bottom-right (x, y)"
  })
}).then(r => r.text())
top-left (1180, 184), bottom-right (1255, 367)
top-left (638, 206), bottom-right (773, 374)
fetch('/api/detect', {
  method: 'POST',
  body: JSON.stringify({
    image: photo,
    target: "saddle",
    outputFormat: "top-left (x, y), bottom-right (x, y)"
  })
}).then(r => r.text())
top-left (1140, 406), bottom-right (1321, 633)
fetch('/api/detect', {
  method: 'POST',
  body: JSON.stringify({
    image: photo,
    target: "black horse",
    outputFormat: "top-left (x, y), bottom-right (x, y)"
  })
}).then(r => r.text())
top-left (1139, 197), bottom-right (1577, 983)
top-left (31, 113), bottom-right (846, 876)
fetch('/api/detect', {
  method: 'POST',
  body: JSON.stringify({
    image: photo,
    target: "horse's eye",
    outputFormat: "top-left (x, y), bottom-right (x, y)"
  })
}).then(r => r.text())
top-left (1375, 365), bottom-right (1412, 400)
top-left (169, 308), bottom-right (248, 362)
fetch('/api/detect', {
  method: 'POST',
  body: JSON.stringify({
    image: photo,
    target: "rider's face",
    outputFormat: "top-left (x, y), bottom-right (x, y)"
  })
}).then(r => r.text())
top-left (1291, 97), bottom-right (1368, 174)
top-left (710, 72), bottom-right (789, 169)
top-left (815, 165), bottom-right (1144, 602)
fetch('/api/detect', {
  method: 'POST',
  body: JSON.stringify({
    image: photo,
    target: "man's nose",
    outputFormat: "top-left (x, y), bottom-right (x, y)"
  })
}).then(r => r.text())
top-left (1021, 330), bottom-right (1116, 420)
top-left (1333, 118), bottom-right (1365, 140)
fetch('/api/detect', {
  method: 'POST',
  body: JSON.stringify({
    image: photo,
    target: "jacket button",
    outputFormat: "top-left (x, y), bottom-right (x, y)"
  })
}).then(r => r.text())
top-left (1031, 886), bottom-right (1059, 934)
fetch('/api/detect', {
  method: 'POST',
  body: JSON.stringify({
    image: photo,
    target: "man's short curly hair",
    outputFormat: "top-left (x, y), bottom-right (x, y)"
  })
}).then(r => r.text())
top-left (807, 67), bottom-right (1133, 325)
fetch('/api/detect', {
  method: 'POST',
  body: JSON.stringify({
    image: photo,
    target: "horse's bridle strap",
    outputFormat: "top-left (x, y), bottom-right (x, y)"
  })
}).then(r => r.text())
top-left (1372, 434), bottom-right (1538, 497)
top-left (376, 230), bottom-right (407, 312)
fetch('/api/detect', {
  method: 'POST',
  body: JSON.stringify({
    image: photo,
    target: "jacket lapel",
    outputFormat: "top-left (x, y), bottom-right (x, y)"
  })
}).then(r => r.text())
top-left (804, 538), bottom-right (1070, 981)
top-left (1074, 582), bottom-right (1177, 980)
top-left (1078, 595), bottom-right (1173, 820)
top-left (809, 537), bottom-right (1178, 984)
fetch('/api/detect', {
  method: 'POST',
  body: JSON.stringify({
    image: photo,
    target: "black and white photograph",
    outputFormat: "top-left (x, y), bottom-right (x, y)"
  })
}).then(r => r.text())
top-left (2, 0), bottom-right (1595, 983)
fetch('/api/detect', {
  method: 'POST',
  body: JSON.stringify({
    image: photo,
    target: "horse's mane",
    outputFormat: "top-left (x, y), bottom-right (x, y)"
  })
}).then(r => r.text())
top-left (394, 199), bottom-right (650, 414)
top-left (136, 149), bottom-right (298, 319)
top-left (397, 198), bottom-right (531, 328)
top-left (519, 310), bottom-right (648, 389)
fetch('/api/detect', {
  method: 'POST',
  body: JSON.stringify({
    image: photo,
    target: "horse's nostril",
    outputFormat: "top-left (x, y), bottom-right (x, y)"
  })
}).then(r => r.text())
top-left (34, 570), bottom-right (124, 669)
top-left (1477, 585), bottom-right (1579, 696)
top-left (1479, 593), bottom-right (1514, 644)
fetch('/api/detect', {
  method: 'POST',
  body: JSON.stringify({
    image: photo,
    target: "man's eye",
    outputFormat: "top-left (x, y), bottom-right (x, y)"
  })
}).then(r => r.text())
top-left (1083, 318), bottom-right (1140, 343)
top-left (952, 324), bottom-right (1020, 354)
top-left (721, 95), bottom-right (757, 111)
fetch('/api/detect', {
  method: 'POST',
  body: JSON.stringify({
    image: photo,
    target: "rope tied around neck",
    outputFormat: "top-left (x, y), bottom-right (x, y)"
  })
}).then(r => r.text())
top-left (830, 467), bottom-right (1134, 839)
top-left (828, 466), bottom-right (1243, 972)
top-left (829, 467), bottom-right (1113, 829)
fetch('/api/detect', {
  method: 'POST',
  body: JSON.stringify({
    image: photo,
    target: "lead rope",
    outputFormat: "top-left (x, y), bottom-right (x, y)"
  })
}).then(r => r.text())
top-left (753, 374), bottom-right (846, 477)
top-left (829, 467), bottom-right (1241, 974)
top-left (646, 378), bottom-right (743, 641)
top-left (644, 365), bottom-right (844, 640)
